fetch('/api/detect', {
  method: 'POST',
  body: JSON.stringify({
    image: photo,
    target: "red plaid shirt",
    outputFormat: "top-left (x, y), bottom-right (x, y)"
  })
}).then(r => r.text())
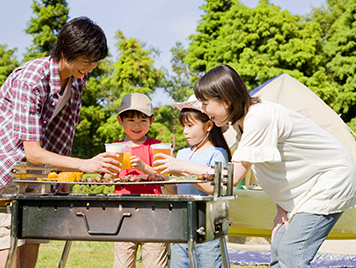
top-left (0, 57), bottom-right (87, 188)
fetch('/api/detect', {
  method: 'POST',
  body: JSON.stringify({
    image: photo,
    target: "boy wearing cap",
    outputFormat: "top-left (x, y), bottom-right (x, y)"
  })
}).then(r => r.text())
top-left (105, 93), bottom-right (168, 268)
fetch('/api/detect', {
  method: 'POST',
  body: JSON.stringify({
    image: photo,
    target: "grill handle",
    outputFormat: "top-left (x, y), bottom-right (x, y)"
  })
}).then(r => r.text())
top-left (76, 212), bottom-right (132, 235)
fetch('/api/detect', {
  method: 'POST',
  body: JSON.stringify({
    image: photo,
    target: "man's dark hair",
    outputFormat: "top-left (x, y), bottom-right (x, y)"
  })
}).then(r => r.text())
top-left (50, 16), bottom-right (108, 62)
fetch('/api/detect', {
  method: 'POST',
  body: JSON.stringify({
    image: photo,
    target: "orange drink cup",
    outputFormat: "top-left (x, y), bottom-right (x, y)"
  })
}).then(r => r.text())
top-left (105, 143), bottom-right (125, 170)
top-left (121, 142), bottom-right (132, 170)
top-left (105, 142), bottom-right (132, 170)
top-left (151, 143), bottom-right (172, 175)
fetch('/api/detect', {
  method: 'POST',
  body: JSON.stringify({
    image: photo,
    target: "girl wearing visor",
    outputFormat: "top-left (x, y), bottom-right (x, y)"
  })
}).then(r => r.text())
top-left (156, 94), bottom-right (231, 268)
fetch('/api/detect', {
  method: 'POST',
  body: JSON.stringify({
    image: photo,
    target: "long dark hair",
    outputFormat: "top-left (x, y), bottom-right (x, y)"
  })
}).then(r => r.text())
top-left (50, 17), bottom-right (108, 62)
top-left (179, 108), bottom-right (232, 161)
top-left (194, 65), bottom-right (260, 124)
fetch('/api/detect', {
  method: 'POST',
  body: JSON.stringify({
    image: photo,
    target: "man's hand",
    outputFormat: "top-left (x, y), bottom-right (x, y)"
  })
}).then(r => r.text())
top-left (23, 141), bottom-right (121, 175)
top-left (81, 152), bottom-right (121, 175)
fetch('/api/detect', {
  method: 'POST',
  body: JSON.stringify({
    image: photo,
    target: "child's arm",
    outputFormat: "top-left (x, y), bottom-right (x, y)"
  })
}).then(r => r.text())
top-left (192, 182), bottom-right (215, 195)
top-left (130, 156), bottom-right (155, 174)
top-left (153, 154), bottom-right (212, 176)
top-left (163, 184), bottom-right (177, 194)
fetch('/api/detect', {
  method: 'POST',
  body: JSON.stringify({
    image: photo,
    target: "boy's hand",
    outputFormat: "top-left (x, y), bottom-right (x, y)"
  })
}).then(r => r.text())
top-left (130, 156), bottom-right (144, 171)
top-left (130, 156), bottom-right (155, 174)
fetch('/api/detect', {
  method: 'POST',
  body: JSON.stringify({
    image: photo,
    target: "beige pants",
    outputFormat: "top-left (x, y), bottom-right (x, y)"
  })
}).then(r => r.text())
top-left (0, 212), bottom-right (26, 250)
top-left (0, 182), bottom-right (47, 250)
top-left (114, 241), bottom-right (168, 268)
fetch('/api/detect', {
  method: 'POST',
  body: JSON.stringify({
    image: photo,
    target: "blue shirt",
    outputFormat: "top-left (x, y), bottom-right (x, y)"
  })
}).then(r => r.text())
top-left (176, 146), bottom-right (228, 195)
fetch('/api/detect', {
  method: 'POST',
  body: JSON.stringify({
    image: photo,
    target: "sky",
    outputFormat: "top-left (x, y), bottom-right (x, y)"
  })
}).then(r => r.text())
top-left (1, 0), bottom-right (326, 106)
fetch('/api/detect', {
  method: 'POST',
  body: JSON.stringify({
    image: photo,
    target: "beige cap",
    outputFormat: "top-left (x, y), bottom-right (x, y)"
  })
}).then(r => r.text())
top-left (118, 93), bottom-right (154, 116)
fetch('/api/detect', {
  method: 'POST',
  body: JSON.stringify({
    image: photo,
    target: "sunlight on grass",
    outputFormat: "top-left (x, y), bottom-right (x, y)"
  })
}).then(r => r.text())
top-left (36, 241), bottom-right (268, 268)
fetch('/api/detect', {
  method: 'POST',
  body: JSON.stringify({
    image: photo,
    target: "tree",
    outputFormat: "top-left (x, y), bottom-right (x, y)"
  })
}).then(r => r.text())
top-left (162, 42), bottom-right (198, 150)
top-left (97, 30), bottom-right (165, 144)
top-left (0, 45), bottom-right (19, 86)
top-left (185, 0), bottom-right (233, 75)
top-left (24, 0), bottom-right (69, 61)
top-left (323, 0), bottom-right (356, 122)
top-left (309, 0), bottom-right (347, 40)
top-left (187, 0), bottom-right (330, 92)
top-left (71, 59), bottom-right (113, 158)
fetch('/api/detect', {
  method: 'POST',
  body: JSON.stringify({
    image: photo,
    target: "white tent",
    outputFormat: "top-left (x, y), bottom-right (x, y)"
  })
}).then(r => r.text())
top-left (224, 73), bottom-right (356, 162)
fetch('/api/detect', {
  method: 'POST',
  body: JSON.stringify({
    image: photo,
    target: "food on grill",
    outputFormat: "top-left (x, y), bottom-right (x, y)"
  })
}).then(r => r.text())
top-left (199, 174), bottom-right (214, 180)
top-left (37, 172), bottom-right (83, 182)
top-left (48, 172), bottom-right (58, 179)
top-left (35, 173), bottom-right (213, 183)
top-left (174, 173), bottom-right (214, 181)
top-left (58, 172), bottom-right (83, 182)
top-left (79, 173), bottom-right (168, 183)
top-left (36, 178), bottom-right (50, 181)
top-left (58, 172), bottom-right (76, 182)
top-left (78, 176), bottom-right (103, 183)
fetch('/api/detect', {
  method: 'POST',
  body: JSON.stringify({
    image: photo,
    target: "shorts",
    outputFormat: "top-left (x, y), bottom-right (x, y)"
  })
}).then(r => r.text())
top-left (0, 212), bottom-right (26, 250)
top-left (0, 182), bottom-right (48, 250)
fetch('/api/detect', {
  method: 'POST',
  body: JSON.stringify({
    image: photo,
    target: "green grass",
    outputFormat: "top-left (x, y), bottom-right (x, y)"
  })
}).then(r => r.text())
top-left (36, 241), bottom-right (268, 268)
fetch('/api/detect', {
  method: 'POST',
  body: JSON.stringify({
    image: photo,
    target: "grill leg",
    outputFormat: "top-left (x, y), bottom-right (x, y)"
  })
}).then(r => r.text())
top-left (187, 201), bottom-right (198, 268)
top-left (219, 236), bottom-right (230, 268)
top-left (5, 237), bottom-right (18, 268)
top-left (6, 201), bottom-right (19, 268)
top-left (188, 240), bottom-right (198, 268)
top-left (58, 241), bottom-right (72, 268)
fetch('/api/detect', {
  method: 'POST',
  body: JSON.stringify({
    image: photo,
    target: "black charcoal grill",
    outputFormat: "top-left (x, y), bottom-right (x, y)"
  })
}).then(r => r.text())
top-left (5, 162), bottom-right (236, 268)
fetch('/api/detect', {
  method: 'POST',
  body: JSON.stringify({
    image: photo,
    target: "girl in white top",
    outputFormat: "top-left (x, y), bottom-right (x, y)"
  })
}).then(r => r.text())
top-left (157, 65), bottom-right (356, 268)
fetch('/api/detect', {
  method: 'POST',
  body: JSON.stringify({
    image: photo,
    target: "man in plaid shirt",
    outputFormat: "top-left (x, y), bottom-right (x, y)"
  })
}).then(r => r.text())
top-left (0, 17), bottom-right (120, 268)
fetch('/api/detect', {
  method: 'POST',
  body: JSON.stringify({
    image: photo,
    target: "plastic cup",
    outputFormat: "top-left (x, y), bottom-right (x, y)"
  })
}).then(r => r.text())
top-left (105, 143), bottom-right (125, 170)
top-left (105, 142), bottom-right (132, 170)
top-left (121, 142), bottom-right (132, 170)
top-left (151, 143), bottom-right (172, 175)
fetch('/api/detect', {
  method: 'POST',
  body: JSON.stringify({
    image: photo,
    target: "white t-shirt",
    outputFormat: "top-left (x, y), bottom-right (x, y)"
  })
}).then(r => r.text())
top-left (232, 101), bottom-right (356, 219)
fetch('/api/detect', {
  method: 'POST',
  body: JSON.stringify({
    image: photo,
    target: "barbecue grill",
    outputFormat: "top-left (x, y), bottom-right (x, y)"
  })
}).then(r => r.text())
top-left (4, 162), bottom-right (236, 268)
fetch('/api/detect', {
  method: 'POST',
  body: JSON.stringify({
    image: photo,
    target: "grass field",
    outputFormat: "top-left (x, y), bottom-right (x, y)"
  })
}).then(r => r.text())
top-left (36, 241), bottom-right (268, 268)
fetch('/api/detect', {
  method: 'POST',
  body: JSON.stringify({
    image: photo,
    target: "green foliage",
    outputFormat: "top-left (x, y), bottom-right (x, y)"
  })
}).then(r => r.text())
top-left (72, 60), bottom-right (113, 158)
top-left (184, 0), bottom-right (356, 128)
top-left (187, 0), bottom-right (328, 91)
top-left (160, 42), bottom-right (198, 152)
top-left (0, 45), bottom-right (19, 87)
top-left (70, 174), bottom-right (114, 194)
top-left (96, 115), bottom-right (125, 144)
top-left (14, 0), bottom-right (356, 158)
top-left (347, 117), bottom-right (356, 140)
top-left (108, 30), bottom-right (163, 100)
top-left (323, 0), bottom-right (356, 121)
top-left (72, 184), bottom-right (114, 194)
top-left (153, 105), bottom-right (188, 153)
top-left (24, 0), bottom-right (69, 61)
top-left (96, 31), bottom-right (165, 145)
top-left (185, 0), bottom-right (233, 73)
top-left (163, 42), bottom-right (196, 102)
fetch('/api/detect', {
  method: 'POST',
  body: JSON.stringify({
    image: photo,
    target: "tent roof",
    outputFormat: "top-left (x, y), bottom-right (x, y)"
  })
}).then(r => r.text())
top-left (224, 73), bottom-right (356, 162)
